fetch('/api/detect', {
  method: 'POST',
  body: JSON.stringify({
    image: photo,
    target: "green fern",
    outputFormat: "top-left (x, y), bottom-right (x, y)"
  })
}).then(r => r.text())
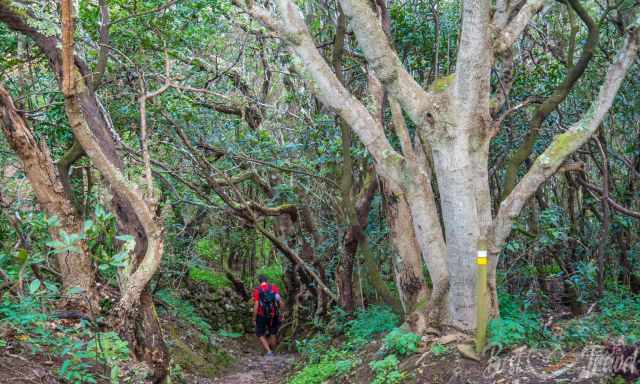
top-left (383, 328), bottom-right (421, 356)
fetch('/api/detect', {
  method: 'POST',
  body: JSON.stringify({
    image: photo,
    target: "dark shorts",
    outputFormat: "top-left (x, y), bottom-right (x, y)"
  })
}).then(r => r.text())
top-left (255, 315), bottom-right (280, 337)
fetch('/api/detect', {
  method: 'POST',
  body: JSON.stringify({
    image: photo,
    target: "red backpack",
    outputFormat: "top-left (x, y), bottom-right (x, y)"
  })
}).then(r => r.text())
top-left (258, 284), bottom-right (278, 318)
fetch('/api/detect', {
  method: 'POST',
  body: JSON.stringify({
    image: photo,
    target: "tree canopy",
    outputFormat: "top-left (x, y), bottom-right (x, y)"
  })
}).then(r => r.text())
top-left (0, 0), bottom-right (639, 383)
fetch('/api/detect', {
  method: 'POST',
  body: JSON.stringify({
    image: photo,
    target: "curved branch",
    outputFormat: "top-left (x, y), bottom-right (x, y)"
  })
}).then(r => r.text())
top-left (501, 0), bottom-right (599, 199)
top-left (254, 222), bottom-right (338, 302)
top-left (232, 0), bottom-right (402, 183)
top-left (492, 29), bottom-right (639, 252)
top-left (338, 0), bottom-right (438, 128)
top-left (494, 0), bottom-right (551, 54)
top-left (244, 202), bottom-right (298, 220)
top-left (577, 177), bottom-right (640, 219)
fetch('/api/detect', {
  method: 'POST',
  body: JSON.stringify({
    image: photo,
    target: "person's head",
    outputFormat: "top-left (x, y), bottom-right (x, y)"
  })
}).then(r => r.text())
top-left (258, 275), bottom-right (268, 284)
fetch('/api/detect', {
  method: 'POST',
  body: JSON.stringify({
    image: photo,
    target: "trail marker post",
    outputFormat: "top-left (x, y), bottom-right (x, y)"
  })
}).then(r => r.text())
top-left (475, 238), bottom-right (489, 355)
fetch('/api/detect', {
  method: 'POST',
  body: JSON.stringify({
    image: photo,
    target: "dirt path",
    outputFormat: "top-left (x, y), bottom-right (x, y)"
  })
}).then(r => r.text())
top-left (186, 341), bottom-right (296, 384)
top-left (209, 353), bottom-right (295, 384)
top-left (0, 354), bottom-right (60, 384)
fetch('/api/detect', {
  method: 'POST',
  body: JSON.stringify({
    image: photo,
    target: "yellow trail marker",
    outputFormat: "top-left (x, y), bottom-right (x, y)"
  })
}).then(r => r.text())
top-left (475, 239), bottom-right (489, 356)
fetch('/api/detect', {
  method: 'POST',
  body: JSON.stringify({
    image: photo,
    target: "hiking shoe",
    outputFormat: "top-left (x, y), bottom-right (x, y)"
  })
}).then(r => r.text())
top-left (266, 351), bottom-right (274, 357)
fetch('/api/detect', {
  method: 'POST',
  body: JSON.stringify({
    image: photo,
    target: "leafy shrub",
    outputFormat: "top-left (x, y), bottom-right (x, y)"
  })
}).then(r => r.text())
top-left (488, 286), bottom-right (640, 352)
top-left (565, 261), bottom-right (598, 305)
top-left (1, 293), bottom-right (102, 383)
top-left (289, 358), bottom-right (338, 384)
top-left (59, 357), bottom-right (97, 384)
top-left (369, 354), bottom-right (405, 384)
top-left (289, 349), bottom-right (352, 384)
top-left (335, 359), bottom-right (355, 375)
top-left (559, 290), bottom-right (640, 346)
top-left (295, 333), bottom-right (333, 363)
top-left (85, 332), bottom-right (129, 362)
top-left (383, 328), bottom-right (421, 356)
top-left (83, 332), bottom-right (129, 383)
top-left (188, 266), bottom-right (230, 289)
top-left (346, 305), bottom-right (399, 345)
top-left (430, 343), bottom-right (449, 357)
top-left (488, 318), bottom-right (528, 351)
top-left (536, 206), bottom-right (569, 250)
top-left (488, 291), bottom-right (545, 351)
top-left (0, 295), bottom-right (48, 327)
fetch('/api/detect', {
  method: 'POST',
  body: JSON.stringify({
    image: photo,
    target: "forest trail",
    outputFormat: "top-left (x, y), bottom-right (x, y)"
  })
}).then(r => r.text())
top-left (189, 339), bottom-right (296, 384)
top-left (208, 353), bottom-right (295, 384)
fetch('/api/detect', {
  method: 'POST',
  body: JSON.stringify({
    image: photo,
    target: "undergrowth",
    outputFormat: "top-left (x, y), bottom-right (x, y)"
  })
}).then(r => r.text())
top-left (188, 266), bottom-right (230, 290)
top-left (488, 286), bottom-right (640, 351)
top-left (289, 349), bottom-right (354, 384)
top-left (293, 286), bottom-right (640, 384)
top-left (156, 288), bottom-right (212, 339)
top-left (370, 354), bottom-right (405, 384)
top-left (560, 289), bottom-right (640, 346)
top-left (0, 292), bottom-right (129, 383)
top-left (345, 305), bottom-right (399, 347)
top-left (383, 328), bottom-right (421, 356)
top-left (289, 305), bottom-right (412, 384)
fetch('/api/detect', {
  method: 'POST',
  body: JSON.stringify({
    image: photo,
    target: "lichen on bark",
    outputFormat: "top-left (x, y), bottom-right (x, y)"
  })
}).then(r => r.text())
top-left (429, 74), bottom-right (455, 93)
top-left (536, 130), bottom-right (587, 168)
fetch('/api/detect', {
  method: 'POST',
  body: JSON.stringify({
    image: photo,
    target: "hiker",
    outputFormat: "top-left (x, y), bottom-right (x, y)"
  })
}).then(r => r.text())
top-left (252, 275), bottom-right (284, 356)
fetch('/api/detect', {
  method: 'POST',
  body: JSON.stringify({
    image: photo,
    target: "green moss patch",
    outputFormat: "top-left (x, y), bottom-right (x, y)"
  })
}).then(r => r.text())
top-left (189, 266), bottom-right (231, 289)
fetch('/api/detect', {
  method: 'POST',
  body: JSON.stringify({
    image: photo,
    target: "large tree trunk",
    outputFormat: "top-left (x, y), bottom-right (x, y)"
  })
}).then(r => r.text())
top-left (62, 65), bottom-right (169, 383)
top-left (430, 139), bottom-right (484, 329)
top-left (236, 0), bottom-right (639, 336)
top-left (383, 186), bottom-right (429, 328)
top-left (0, 85), bottom-right (98, 310)
top-left (337, 223), bottom-right (357, 311)
top-left (61, 1), bottom-right (169, 379)
top-left (0, 4), bottom-right (170, 380)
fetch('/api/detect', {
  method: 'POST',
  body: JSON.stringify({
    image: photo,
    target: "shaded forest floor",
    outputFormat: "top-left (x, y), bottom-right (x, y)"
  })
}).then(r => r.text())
top-left (200, 348), bottom-right (295, 384)
top-left (2, 288), bottom-right (639, 383)
top-left (0, 288), bottom-right (297, 384)
top-left (0, 353), bottom-right (61, 384)
top-left (0, 320), bottom-right (296, 384)
top-left (0, 339), bottom-right (619, 384)
top-left (340, 337), bottom-right (615, 383)
top-left (0, 322), bottom-right (628, 384)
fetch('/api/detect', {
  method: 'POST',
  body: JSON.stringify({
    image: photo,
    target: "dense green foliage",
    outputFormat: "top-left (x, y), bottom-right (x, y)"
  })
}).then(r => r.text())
top-left (291, 306), bottom-right (400, 382)
top-left (369, 354), bottom-right (405, 384)
top-left (489, 288), bottom-right (640, 351)
top-left (383, 328), bottom-right (421, 356)
top-left (188, 267), bottom-right (231, 290)
top-left (0, 0), bottom-right (639, 382)
top-left (0, 292), bottom-right (129, 383)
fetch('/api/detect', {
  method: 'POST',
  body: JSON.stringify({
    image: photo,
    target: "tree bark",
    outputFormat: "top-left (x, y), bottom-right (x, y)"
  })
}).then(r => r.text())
top-left (229, 0), bottom-right (636, 333)
top-left (383, 185), bottom-right (429, 325)
top-left (594, 136), bottom-right (610, 297)
top-left (0, 2), bottom-right (171, 379)
top-left (0, 85), bottom-right (98, 309)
